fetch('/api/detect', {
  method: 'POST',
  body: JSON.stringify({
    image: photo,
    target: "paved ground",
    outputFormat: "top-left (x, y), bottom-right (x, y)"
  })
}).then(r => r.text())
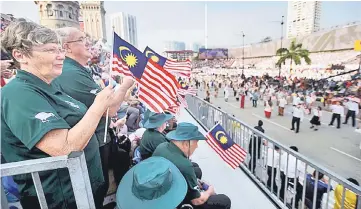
top-left (195, 88), bottom-right (361, 183)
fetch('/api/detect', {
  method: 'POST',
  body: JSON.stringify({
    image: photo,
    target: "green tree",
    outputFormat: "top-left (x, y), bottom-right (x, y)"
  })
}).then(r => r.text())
top-left (276, 40), bottom-right (311, 75)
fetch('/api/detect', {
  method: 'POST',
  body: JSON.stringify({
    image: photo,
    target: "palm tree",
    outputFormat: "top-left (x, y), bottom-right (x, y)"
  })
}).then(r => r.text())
top-left (276, 40), bottom-right (311, 76)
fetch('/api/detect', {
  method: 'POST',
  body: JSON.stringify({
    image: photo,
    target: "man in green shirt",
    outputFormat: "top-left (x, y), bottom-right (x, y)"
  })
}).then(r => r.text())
top-left (138, 110), bottom-right (173, 160)
top-left (153, 122), bottom-right (231, 209)
top-left (52, 27), bottom-right (134, 203)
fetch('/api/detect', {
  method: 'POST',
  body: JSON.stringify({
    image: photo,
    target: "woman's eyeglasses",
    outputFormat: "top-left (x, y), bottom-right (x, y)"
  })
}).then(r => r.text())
top-left (33, 47), bottom-right (66, 54)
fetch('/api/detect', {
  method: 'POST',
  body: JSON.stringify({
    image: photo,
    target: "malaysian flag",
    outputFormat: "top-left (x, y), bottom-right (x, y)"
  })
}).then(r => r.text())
top-left (144, 46), bottom-right (191, 78)
top-left (178, 81), bottom-right (197, 96)
top-left (112, 32), bottom-right (180, 113)
top-left (206, 123), bottom-right (247, 169)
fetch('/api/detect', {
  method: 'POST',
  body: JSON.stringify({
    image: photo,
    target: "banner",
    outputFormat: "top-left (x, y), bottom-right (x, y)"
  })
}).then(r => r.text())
top-left (354, 40), bottom-right (361, 51)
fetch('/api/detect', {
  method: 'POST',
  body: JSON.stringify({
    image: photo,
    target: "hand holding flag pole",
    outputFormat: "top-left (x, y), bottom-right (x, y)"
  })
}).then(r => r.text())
top-left (103, 26), bottom-right (116, 143)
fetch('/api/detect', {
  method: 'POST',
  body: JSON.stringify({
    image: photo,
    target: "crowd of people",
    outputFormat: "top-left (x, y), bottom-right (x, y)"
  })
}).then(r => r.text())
top-left (189, 67), bottom-right (361, 208)
top-left (191, 69), bottom-right (361, 132)
top-left (0, 20), bottom-right (232, 209)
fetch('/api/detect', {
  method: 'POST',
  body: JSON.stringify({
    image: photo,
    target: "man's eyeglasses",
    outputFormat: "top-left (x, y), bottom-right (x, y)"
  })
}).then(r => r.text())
top-left (66, 37), bottom-right (88, 44)
top-left (33, 47), bottom-right (66, 54)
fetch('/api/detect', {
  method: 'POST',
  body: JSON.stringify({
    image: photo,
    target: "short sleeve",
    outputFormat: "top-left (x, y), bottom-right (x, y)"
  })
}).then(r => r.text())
top-left (183, 164), bottom-right (201, 200)
top-left (2, 87), bottom-right (70, 150)
top-left (53, 69), bottom-right (100, 108)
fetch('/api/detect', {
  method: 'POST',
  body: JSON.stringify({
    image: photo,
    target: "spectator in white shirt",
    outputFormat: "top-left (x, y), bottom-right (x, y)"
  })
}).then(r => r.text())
top-left (291, 103), bottom-right (304, 133)
top-left (328, 101), bottom-right (344, 129)
top-left (280, 146), bottom-right (304, 202)
top-left (343, 98), bottom-right (359, 127)
top-left (278, 96), bottom-right (287, 116)
top-left (266, 145), bottom-right (280, 194)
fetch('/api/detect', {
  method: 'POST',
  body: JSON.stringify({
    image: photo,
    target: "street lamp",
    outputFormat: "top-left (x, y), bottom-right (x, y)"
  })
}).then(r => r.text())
top-left (279, 15), bottom-right (284, 77)
top-left (241, 31), bottom-right (245, 75)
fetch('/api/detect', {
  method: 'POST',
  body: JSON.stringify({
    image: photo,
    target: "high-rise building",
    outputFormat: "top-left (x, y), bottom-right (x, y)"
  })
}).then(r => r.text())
top-left (192, 43), bottom-right (201, 52)
top-left (35, 1), bottom-right (80, 29)
top-left (286, 1), bottom-right (321, 39)
top-left (164, 41), bottom-right (186, 51)
top-left (111, 12), bottom-right (138, 48)
top-left (80, 1), bottom-right (106, 42)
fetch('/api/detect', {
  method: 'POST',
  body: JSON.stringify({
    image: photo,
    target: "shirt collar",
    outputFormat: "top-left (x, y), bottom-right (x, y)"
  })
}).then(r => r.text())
top-left (64, 57), bottom-right (89, 74)
top-left (168, 141), bottom-right (187, 158)
top-left (16, 70), bottom-right (61, 94)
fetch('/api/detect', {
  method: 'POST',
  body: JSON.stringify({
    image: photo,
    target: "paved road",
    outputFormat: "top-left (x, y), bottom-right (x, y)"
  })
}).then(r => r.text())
top-left (195, 88), bottom-right (361, 183)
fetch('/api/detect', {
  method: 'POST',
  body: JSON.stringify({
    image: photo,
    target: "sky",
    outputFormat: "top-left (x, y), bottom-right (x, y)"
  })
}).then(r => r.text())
top-left (1, 1), bottom-right (361, 53)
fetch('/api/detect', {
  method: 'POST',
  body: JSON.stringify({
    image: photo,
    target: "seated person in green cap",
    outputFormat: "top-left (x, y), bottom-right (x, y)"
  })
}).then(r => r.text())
top-left (153, 122), bottom-right (231, 209)
top-left (138, 110), bottom-right (174, 160)
top-left (139, 110), bottom-right (202, 179)
top-left (116, 156), bottom-right (187, 209)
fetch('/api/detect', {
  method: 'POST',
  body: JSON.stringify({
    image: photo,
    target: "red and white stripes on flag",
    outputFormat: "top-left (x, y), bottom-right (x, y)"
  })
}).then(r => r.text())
top-left (177, 95), bottom-right (188, 108)
top-left (136, 60), bottom-right (180, 113)
top-left (205, 133), bottom-right (247, 169)
top-left (164, 59), bottom-right (192, 78)
top-left (178, 87), bottom-right (197, 96)
top-left (112, 54), bottom-right (133, 77)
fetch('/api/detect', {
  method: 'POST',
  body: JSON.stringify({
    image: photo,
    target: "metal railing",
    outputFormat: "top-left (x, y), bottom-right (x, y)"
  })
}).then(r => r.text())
top-left (187, 95), bottom-right (361, 209)
top-left (1, 151), bottom-right (96, 209)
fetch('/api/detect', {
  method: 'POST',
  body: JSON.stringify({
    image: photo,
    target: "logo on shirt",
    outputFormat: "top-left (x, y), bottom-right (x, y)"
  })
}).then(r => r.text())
top-left (193, 185), bottom-right (201, 192)
top-left (35, 112), bottom-right (56, 123)
top-left (65, 101), bottom-right (80, 109)
top-left (90, 89), bottom-right (99, 95)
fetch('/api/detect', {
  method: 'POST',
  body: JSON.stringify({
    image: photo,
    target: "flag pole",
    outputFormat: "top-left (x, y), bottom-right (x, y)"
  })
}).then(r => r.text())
top-left (103, 26), bottom-right (115, 143)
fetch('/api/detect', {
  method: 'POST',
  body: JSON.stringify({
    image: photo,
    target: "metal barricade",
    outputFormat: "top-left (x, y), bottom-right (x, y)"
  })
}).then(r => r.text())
top-left (187, 95), bottom-right (361, 209)
top-left (1, 151), bottom-right (96, 209)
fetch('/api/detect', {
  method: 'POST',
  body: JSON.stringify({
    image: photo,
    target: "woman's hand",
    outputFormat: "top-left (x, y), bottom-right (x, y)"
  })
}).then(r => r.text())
top-left (94, 83), bottom-right (115, 114)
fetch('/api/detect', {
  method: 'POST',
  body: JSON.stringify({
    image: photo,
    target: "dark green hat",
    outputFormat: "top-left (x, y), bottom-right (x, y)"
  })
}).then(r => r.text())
top-left (116, 156), bottom-right (187, 209)
top-left (166, 122), bottom-right (206, 141)
top-left (143, 110), bottom-right (173, 129)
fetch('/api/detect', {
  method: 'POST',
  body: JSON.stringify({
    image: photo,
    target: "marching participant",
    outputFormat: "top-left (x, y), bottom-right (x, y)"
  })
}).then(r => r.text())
top-left (291, 102), bottom-right (305, 133)
top-left (310, 106), bottom-right (322, 131)
top-left (328, 101), bottom-right (344, 129)
top-left (343, 97), bottom-right (359, 127)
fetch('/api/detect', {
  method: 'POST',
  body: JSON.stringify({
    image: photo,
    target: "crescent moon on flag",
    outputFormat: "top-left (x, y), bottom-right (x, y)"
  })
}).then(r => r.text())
top-left (145, 50), bottom-right (159, 63)
top-left (215, 131), bottom-right (226, 141)
top-left (119, 46), bottom-right (131, 62)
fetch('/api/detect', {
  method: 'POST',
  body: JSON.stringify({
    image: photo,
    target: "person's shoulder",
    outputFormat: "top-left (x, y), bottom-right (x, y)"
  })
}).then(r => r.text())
top-left (152, 142), bottom-right (169, 155)
top-left (1, 78), bottom-right (37, 99)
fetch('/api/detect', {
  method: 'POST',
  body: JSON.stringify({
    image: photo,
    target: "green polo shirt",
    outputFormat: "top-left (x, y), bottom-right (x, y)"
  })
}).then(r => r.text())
top-left (52, 57), bottom-right (110, 147)
top-left (153, 142), bottom-right (201, 201)
top-left (1, 70), bottom-right (104, 209)
top-left (139, 129), bottom-right (168, 159)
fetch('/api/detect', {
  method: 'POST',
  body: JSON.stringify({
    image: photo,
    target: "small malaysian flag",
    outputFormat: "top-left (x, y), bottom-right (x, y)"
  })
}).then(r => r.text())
top-left (144, 46), bottom-right (191, 78)
top-left (178, 81), bottom-right (197, 96)
top-left (112, 32), bottom-right (180, 113)
top-left (206, 123), bottom-right (247, 169)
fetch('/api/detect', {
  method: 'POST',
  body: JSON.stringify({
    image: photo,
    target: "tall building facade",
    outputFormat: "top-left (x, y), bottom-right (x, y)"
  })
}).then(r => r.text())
top-left (111, 12), bottom-right (138, 47)
top-left (35, 1), bottom-right (80, 29)
top-left (286, 1), bottom-right (321, 39)
top-left (80, 1), bottom-right (106, 42)
top-left (164, 41), bottom-right (186, 51)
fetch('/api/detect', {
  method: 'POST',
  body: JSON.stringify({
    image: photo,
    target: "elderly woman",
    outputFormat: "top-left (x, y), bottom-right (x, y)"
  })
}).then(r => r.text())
top-left (1, 21), bottom-right (115, 209)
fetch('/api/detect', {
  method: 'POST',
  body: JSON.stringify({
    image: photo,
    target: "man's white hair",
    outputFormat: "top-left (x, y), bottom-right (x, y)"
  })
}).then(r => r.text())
top-left (55, 27), bottom-right (80, 44)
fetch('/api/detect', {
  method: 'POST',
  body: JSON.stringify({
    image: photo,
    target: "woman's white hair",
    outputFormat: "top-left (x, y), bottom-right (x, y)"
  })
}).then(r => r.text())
top-left (0, 20), bottom-right (59, 64)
